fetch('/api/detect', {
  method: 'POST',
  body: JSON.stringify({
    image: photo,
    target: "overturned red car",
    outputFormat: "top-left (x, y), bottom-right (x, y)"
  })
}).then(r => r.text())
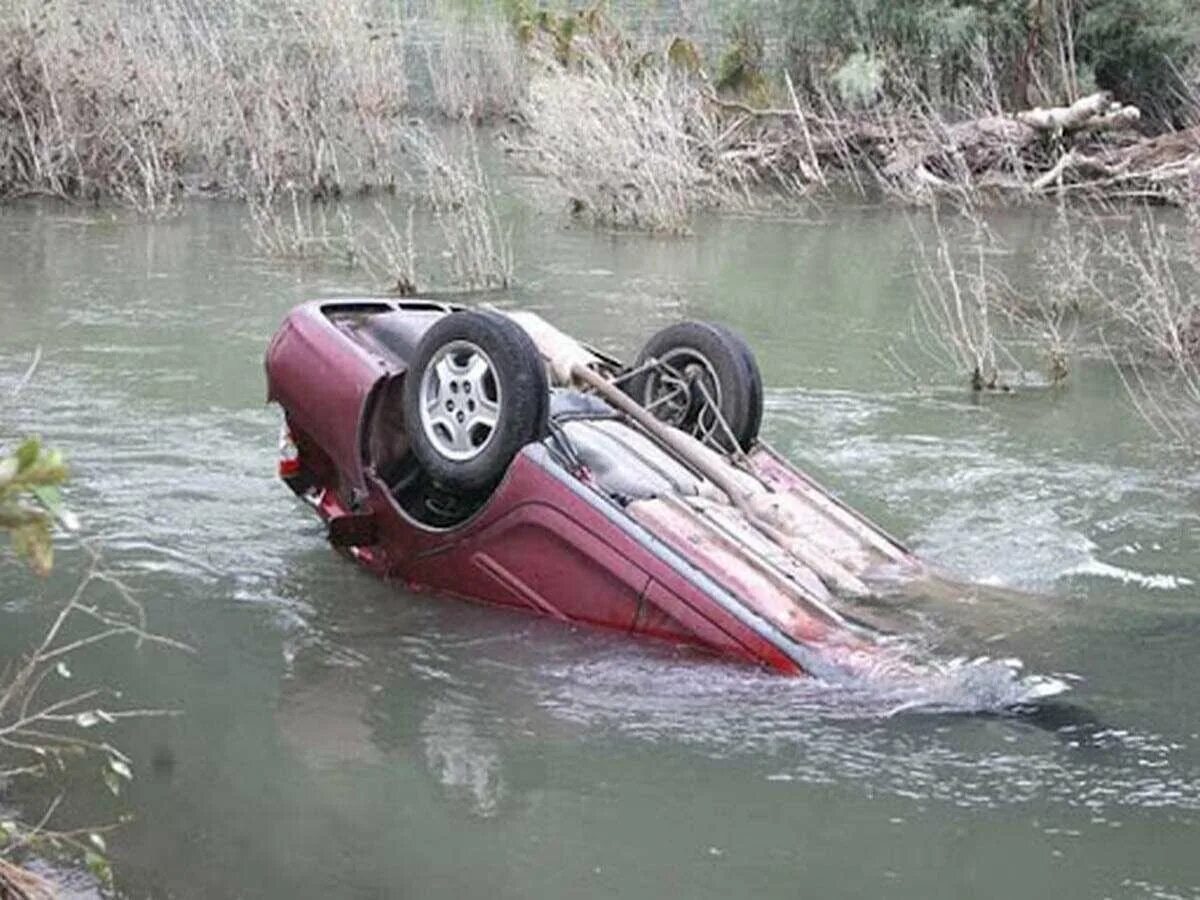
top-left (265, 299), bottom-right (929, 679)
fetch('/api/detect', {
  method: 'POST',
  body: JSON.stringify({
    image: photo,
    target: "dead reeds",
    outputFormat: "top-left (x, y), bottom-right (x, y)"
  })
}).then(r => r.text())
top-left (904, 205), bottom-right (1024, 391)
top-left (1088, 207), bottom-right (1200, 443)
top-left (0, 0), bottom-right (517, 293)
top-left (242, 123), bottom-right (509, 294)
top-left (514, 58), bottom-right (754, 234)
top-left (424, 13), bottom-right (527, 123)
top-left (0, 0), bottom-right (411, 213)
top-left (407, 124), bottom-right (512, 290)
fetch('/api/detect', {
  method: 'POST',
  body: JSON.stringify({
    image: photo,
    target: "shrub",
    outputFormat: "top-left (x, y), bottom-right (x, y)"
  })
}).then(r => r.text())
top-left (831, 51), bottom-right (885, 108)
top-left (715, 17), bottom-right (768, 100)
top-left (0, 0), bottom-right (410, 211)
top-left (425, 10), bottom-right (528, 122)
top-left (517, 62), bottom-right (751, 233)
top-left (1077, 0), bottom-right (1198, 126)
top-left (771, 0), bottom-right (1197, 117)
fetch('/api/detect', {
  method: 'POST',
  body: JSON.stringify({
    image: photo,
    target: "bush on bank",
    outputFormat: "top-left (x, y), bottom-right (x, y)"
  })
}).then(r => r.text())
top-left (724, 0), bottom-right (1197, 123)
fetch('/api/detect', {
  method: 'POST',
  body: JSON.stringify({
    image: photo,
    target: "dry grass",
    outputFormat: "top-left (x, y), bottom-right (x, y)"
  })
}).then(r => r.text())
top-left (903, 205), bottom-right (1027, 390)
top-left (1110, 340), bottom-right (1200, 446)
top-left (0, 0), bottom-right (514, 293)
top-left (229, 5), bottom-right (409, 203)
top-left (1017, 202), bottom-right (1200, 442)
top-left (425, 14), bottom-right (527, 122)
top-left (889, 198), bottom-right (1093, 392)
top-left (0, 0), bottom-right (410, 214)
top-left (245, 190), bottom-right (346, 260)
top-left (243, 124), bottom-right (508, 294)
top-left (345, 202), bottom-right (419, 296)
top-left (515, 61), bottom-right (754, 234)
top-left (1090, 208), bottom-right (1200, 443)
top-left (507, 14), bottom-right (762, 236)
top-left (407, 124), bottom-right (512, 290)
top-left (1098, 213), bottom-right (1200, 365)
top-left (0, 0), bottom-right (535, 215)
top-left (1, 1), bottom-right (190, 213)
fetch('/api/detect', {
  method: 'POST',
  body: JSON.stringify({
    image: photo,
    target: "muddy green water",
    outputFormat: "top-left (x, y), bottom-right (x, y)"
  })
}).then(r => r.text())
top-left (2, 197), bottom-right (1199, 899)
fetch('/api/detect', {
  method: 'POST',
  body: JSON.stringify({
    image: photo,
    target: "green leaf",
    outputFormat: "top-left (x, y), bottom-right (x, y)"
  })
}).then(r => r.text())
top-left (109, 758), bottom-right (133, 781)
top-left (85, 849), bottom-right (112, 886)
top-left (31, 484), bottom-right (62, 514)
top-left (15, 438), bottom-right (40, 472)
top-left (2, 436), bottom-right (69, 575)
top-left (30, 484), bottom-right (78, 531)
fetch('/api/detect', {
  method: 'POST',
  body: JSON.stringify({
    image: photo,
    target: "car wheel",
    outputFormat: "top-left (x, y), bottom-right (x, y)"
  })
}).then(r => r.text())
top-left (403, 310), bottom-right (548, 494)
top-left (625, 321), bottom-right (763, 452)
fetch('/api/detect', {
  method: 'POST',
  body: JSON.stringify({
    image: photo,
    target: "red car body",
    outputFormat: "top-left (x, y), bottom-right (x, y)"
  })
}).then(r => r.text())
top-left (266, 299), bottom-right (922, 677)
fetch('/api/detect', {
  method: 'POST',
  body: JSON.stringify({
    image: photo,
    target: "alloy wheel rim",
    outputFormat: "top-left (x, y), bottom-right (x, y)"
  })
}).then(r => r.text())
top-left (418, 340), bottom-right (502, 462)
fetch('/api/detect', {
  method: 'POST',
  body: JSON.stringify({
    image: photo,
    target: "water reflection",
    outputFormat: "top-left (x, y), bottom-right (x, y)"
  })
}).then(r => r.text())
top-left (276, 666), bottom-right (383, 770)
top-left (273, 583), bottom-right (1200, 839)
top-left (420, 698), bottom-right (508, 818)
top-left (275, 619), bottom-right (531, 819)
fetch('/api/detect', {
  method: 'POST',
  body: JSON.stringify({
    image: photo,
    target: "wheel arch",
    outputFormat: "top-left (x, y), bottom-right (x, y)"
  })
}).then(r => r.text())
top-left (266, 302), bottom-right (398, 499)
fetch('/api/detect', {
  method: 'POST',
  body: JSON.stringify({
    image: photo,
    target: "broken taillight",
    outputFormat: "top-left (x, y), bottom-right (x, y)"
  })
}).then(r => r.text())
top-left (278, 422), bottom-right (302, 479)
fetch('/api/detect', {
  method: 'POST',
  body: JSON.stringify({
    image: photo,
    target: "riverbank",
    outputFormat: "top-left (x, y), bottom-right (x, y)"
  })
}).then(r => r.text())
top-left (3, 1), bottom-right (1198, 218)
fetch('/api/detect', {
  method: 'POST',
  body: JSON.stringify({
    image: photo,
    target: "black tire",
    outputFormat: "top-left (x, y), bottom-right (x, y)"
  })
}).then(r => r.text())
top-left (625, 321), bottom-right (763, 452)
top-left (403, 310), bottom-right (548, 493)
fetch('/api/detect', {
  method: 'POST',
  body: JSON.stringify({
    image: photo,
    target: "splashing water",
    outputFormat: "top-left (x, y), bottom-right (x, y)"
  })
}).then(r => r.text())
top-left (784, 624), bottom-right (1074, 718)
top-left (532, 635), bottom-right (1071, 732)
top-left (859, 654), bottom-right (1071, 717)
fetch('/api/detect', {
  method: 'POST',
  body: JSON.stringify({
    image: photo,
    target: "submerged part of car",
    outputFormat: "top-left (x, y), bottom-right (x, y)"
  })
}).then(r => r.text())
top-left (265, 299), bottom-right (931, 680)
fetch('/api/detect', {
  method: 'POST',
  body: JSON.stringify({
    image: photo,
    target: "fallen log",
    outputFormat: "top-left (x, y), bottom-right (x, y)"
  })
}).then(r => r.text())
top-left (878, 92), bottom-right (1147, 195)
top-left (712, 89), bottom-right (1198, 204)
top-left (1015, 91), bottom-right (1140, 132)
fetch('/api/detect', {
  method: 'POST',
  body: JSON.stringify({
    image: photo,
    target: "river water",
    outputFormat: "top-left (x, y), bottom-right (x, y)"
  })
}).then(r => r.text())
top-left (1, 196), bottom-right (1199, 899)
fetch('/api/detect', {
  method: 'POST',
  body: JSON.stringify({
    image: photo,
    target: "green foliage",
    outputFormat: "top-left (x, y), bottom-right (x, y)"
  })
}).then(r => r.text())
top-left (85, 849), bottom-right (113, 888)
top-left (1079, 0), bottom-right (1197, 125)
top-left (831, 51), bottom-right (884, 107)
top-left (0, 437), bottom-right (132, 891)
top-left (513, 2), bottom-right (611, 66)
top-left (0, 437), bottom-right (70, 576)
top-left (764, 0), bottom-right (1197, 117)
top-left (716, 17), bottom-right (768, 99)
top-left (778, 0), bottom-right (1030, 106)
top-left (667, 36), bottom-right (702, 74)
